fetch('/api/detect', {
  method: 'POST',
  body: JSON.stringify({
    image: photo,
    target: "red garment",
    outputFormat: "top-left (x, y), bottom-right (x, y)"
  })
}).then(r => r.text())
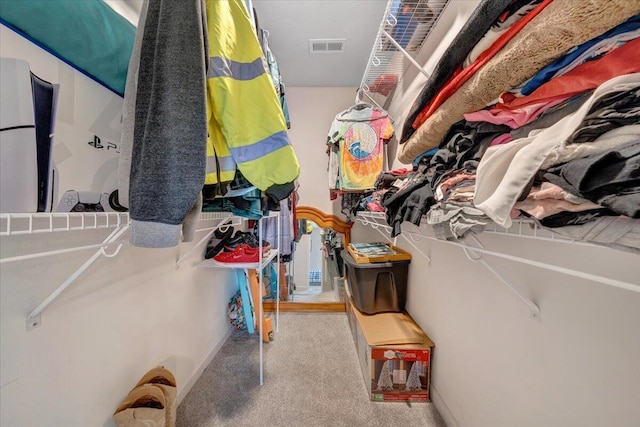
top-left (369, 74), bottom-right (398, 96)
top-left (412, 0), bottom-right (554, 130)
top-left (493, 37), bottom-right (640, 111)
top-left (386, 167), bottom-right (412, 176)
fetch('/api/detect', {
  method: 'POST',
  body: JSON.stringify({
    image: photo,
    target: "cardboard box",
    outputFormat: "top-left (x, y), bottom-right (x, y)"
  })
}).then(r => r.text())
top-left (345, 282), bottom-right (434, 402)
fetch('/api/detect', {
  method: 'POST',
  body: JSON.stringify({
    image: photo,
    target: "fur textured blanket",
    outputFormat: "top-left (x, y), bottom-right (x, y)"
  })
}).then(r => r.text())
top-left (398, 0), bottom-right (640, 164)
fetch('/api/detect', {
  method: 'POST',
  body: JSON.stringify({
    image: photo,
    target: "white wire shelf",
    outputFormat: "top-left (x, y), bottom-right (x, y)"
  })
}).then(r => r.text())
top-left (357, 211), bottom-right (611, 247)
top-left (359, 0), bottom-right (450, 104)
top-left (354, 211), bottom-right (640, 297)
top-left (0, 211), bottom-right (240, 237)
top-left (0, 212), bottom-right (130, 236)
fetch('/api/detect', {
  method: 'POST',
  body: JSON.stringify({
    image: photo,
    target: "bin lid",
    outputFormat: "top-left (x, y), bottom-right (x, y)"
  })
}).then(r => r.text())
top-left (341, 249), bottom-right (410, 269)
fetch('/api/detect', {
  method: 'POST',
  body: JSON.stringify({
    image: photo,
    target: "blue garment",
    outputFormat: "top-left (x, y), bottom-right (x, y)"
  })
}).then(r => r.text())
top-left (259, 28), bottom-right (291, 128)
top-left (412, 148), bottom-right (439, 168)
top-left (521, 14), bottom-right (640, 95)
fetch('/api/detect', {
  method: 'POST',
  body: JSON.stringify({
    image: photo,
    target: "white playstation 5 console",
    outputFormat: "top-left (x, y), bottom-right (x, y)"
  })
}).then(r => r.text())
top-left (0, 58), bottom-right (39, 213)
top-left (0, 57), bottom-right (58, 213)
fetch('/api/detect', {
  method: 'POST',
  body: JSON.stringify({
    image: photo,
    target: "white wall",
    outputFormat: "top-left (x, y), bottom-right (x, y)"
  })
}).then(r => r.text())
top-left (354, 222), bottom-right (640, 427)
top-left (355, 1), bottom-right (640, 424)
top-left (1, 26), bottom-right (237, 426)
top-left (285, 86), bottom-right (356, 215)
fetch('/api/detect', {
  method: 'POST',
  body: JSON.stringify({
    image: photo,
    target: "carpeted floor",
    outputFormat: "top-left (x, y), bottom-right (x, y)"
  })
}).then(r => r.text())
top-left (177, 313), bottom-right (445, 427)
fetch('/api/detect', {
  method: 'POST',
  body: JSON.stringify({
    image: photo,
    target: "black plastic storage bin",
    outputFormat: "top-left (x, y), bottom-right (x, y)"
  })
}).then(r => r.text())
top-left (341, 250), bottom-right (410, 314)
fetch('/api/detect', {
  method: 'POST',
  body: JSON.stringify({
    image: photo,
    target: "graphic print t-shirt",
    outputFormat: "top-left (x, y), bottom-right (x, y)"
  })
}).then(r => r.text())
top-left (327, 106), bottom-right (394, 190)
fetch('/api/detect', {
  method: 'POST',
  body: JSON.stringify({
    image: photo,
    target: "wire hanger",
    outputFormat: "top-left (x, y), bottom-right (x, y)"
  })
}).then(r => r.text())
top-left (354, 87), bottom-right (384, 110)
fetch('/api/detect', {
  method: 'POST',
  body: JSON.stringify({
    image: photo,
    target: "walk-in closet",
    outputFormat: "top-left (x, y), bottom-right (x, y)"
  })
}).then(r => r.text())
top-left (1, 1), bottom-right (639, 426)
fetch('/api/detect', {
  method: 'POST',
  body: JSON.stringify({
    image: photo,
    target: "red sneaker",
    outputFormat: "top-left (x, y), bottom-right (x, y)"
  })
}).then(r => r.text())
top-left (213, 245), bottom-right (259, 263)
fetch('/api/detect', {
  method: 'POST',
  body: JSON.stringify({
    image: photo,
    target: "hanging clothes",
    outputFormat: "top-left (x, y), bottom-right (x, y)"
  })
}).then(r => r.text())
top-left (263, 198), bottom-right (294, 256)
top-left (124, 0), bottom-right (208, 248)
top-left (259, 28), bottom-right (291, 128)
top-left (327, 103), bottom-right (394, 191)
top-left (204, 0), bottom-right (299, 200)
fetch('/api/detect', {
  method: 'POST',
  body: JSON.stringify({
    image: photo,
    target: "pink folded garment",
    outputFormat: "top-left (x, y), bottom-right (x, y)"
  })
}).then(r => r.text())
top-left (366, 202), bottom-right (385, 212)
top-left (464, 97), bottom-right (567, 128)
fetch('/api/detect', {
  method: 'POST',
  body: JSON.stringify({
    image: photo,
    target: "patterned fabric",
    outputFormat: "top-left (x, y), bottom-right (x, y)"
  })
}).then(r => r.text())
top-left (227, 290), bottom-right (248, 330)
top-left (327, 104), bottom-right (394, 191)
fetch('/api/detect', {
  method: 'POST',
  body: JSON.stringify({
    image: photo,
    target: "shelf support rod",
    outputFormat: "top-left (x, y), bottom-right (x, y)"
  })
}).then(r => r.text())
top-left (175, 218), bottom-right (238, 268)
top-left (358, 216), bottom-right (432, 265)
top-left (462, 240), bottom-right (541, 321)
top-left (26, 225), bottom-right (130, 330)
top-left (399, 232), bottom-right (432, 266)
top-left (276, 211), bottom-right (280, 332)
top-left (381, 30), bottom-right (431, 79)
top-left (258, 215), bottom-right (264, 385)
top-left (1, 238), bottom-right (129, 264)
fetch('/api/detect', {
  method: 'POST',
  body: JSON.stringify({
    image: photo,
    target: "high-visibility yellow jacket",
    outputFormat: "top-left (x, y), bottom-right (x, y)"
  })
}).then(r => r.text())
top-left (205, 0), bottom-right (299, 192)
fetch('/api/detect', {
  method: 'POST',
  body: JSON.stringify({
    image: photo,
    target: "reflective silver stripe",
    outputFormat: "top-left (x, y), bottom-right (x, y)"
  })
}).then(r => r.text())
top-left (230, 131), bottom-right (289, 163)
top-left (208, 57), bottom-right (266, 80)
top-left (206, 155), bottom-right (236, 174)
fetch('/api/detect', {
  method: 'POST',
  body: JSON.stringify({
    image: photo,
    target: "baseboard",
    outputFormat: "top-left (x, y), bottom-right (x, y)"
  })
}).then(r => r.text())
top-left (431, 383), bottom-right (460, 427)
top-left (176, 327), bottom-right (232, 405)
top-left (263, 301), bottom-right (345, 312)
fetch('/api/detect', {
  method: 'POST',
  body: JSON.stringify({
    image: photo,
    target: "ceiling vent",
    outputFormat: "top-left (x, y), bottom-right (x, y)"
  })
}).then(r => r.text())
top-left (309, 39), bottom-right (345, 54)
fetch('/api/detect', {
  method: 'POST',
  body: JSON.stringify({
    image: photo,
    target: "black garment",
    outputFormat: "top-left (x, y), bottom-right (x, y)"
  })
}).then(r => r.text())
top-left (399, 0), bottom-right (511, 143)
top-left (429, 119), bottom-right (510, 188)
top-left (383, 168), bottom-right (434, 236)
top-left (526, 209), bottom-right (618, 228)
top-left (374, 170), bottom-right (410, 190)
top-left (265, 181), bottom-right (296, 204)
top-left (341, 192), bottom-right (369, 221)
top-left (203, 168), bottom-right (254, 200)
top-left (544, 140), bottom-right (640, 218)
top-left (568, 89), bottom-right (640, 143)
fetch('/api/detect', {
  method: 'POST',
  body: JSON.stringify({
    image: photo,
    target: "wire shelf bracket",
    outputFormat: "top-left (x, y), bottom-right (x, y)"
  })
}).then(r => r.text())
top-left (176, 215), bottom-right (242, 268)
top-left (25, 224), bottom-right (130, 331)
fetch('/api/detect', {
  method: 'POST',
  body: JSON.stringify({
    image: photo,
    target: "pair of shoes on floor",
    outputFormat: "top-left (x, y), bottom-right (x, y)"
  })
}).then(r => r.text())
top-left (204, 226), bottom-right (235, 259)
top-left (113, 366), bottom-right (177, 427)
top-left (214, 244), bottom-right (262, 263)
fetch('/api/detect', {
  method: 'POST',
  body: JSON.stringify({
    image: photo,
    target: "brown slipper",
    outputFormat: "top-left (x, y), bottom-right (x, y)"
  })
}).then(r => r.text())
top-left (135, 367), bottom-right (177, 427)
top-left (113, 384), bottom-right (166, 427)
